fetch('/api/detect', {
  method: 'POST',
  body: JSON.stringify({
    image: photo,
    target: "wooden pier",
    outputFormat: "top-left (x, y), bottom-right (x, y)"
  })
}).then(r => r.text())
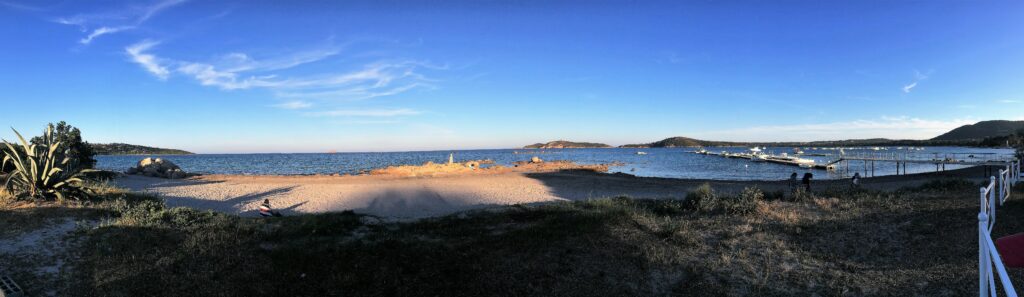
top-left (695, 149), bottom-right (1016, 175)
top-left (696, 151), bottom-right (835, 170)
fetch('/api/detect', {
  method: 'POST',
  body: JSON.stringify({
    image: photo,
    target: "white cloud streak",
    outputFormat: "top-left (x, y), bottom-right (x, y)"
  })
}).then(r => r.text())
top-left (305, 108), bottom-right (422, 117)
top-left (80, 26), bottom-right (133, 44)
top-left (999, 99), bottom-right (1020, 104)
top-left (273, 101), bottom-right (313, 109)
top-left (124, 41), bottom-right (434, 103)
top-left (692, 116), bottom-right (974, 142)
top-left (125, 40), bottom-right (169, 79)
top-left (902, 70), bottom-right (931, 93)
top-left (901, 82), bottom-right (917, 93)
top-left (54, 0), bottom-right (187, 44)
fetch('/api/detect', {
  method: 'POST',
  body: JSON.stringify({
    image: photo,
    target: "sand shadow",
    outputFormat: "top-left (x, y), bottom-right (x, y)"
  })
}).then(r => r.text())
top-left (349, 187), bottom-right (503, 219)
top-left (162, 186), bottom-right (298, 215)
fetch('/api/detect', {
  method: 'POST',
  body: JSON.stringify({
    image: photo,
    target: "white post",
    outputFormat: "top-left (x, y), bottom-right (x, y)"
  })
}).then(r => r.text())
top-left (981, 186), bottom-right (991, 297)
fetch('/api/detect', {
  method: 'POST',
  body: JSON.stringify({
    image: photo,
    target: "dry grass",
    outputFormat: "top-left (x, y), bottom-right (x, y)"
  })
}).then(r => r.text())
top-left (1, 178), bottom-right (1022, 296)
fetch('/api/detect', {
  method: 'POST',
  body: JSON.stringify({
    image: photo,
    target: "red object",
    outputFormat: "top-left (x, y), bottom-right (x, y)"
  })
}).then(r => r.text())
top-left (996, 233), bottom-right (1024, 268)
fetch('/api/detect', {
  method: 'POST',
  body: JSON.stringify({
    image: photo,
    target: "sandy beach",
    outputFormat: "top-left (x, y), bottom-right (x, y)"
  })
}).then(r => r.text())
top-left (114, 166), bottom-right (995, 219)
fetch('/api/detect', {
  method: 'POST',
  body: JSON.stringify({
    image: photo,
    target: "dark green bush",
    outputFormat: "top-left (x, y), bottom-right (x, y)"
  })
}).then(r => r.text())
top-left (722, 187), bottom-right (762, 215)
top-left (30, 121), bottom-right (95, 169)
top-left (687, 183), bottom-right (718, 212)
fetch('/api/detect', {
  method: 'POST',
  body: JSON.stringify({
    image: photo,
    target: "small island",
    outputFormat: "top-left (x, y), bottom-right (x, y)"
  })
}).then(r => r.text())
top-left (523, 140), bottom-right (612, 149)
top-left (90, 143), bottom-right (194, 155)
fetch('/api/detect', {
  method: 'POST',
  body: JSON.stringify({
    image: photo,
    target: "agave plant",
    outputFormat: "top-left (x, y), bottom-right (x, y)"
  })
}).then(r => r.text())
top-left (2, 126), bottom-right (95, 200)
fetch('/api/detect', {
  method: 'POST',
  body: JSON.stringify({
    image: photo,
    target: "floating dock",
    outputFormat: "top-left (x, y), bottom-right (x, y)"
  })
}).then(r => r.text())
top-left (695, 151), bottom-right (835, 170)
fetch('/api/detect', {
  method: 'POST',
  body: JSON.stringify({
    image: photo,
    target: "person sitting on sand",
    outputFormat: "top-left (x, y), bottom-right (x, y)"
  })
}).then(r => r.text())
top-left (259, 199), bottom-right (282, 217)
top-left (802, 172), bottom-right (813, 192)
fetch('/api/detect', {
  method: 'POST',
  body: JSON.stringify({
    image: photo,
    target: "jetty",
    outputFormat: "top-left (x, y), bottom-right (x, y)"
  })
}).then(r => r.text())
top-left (694, 148), bottom-right (1017, 175)
top-left (828, 151), bottom-right (1015, 177)
top-left (695, 149), bottom-right (835, 170)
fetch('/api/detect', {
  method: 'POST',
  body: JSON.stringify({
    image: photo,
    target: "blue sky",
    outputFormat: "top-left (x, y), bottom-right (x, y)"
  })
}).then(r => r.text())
top-left (1, 0), bottom-right (1022, 153)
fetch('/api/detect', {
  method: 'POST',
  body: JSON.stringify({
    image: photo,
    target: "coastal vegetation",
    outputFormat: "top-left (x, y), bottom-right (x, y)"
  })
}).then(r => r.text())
top-left (89, 143), bottom-right (193, 155)
top-left (1, 126), bottom-right (95, 201)
top-left (30, 121), bottom-right (96, 169)
top-left (524, 140), bottom-right (612, 149)
top-left (2, 177), bottom-right (1022, 296)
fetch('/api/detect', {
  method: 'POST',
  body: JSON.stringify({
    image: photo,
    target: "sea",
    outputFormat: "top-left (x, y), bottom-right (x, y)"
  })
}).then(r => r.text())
top-left (94, 146), bottom-right (1017, 181)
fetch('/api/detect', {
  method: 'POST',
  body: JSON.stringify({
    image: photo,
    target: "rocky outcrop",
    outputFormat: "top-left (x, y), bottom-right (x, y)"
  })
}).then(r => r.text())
top-left (523, 140), bottom-right (611, 149)
top-left (126, 157), bottom-right (188, 179)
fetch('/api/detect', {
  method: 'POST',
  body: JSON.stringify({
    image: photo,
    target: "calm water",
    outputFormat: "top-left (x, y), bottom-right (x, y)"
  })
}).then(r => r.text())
top-left (95, 146), bottom-right (1017, 181)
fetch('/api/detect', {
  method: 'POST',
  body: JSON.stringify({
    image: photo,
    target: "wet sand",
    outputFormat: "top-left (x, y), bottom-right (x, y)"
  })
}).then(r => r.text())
top-left (114, 166), bottom-right (996, 219)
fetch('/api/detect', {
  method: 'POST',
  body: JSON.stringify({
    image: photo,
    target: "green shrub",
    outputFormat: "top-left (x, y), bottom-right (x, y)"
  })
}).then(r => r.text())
top-left (722, 187), bottom-right (762, 215)
top-left (687, 183), bottom-right (718, 212)
top-left (2, 126), bottom-right (95, 201)
top-left (30, 121), bottom-right (96, 169)
top-left (791, 188), bottom-right (814, 202)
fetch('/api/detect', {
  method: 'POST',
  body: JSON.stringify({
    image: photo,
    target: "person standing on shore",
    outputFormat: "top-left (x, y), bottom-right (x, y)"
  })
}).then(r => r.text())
top-left (851, 172), bottom-right (861, 189)
top-left (802, 172), bottom-right (813, 192)
top-left (789, 172), bottom-right (798, 193)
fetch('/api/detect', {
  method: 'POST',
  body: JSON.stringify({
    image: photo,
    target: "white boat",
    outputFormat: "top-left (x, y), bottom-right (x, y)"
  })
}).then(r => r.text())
top-left (636, 151), bottom-right (647, 155)
top-left (749, 147), bottom-right (768, 162)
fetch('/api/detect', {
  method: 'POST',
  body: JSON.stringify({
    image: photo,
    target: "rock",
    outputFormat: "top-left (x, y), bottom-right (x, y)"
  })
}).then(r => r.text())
top-left (128, 157), bottom-right (187, 179)
top-left (531, 156), bottom-right (543, 163)
top-left (168, 169), bottom-right (187, 179)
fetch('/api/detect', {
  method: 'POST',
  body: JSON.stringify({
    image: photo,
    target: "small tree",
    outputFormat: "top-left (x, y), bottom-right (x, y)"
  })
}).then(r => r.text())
top-left (30, 121), bottom-right (95, 169)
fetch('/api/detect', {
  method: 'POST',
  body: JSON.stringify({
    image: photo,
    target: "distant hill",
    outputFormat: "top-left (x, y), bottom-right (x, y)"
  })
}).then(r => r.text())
top-left (620, 137), bottom-right (742, 148)
top-left (90, 143), bottom-right (193, 155)
top-left (524, 140), bottom-right (611, 149)
top-left (931, 120), bottom-right (1024, 141)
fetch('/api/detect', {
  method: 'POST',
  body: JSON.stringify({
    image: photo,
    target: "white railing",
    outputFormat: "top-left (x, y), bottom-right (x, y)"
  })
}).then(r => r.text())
top-left (980, 160), bottom-right (1022, 297)
top-left (1001, 169), bottom-right (1011, 205)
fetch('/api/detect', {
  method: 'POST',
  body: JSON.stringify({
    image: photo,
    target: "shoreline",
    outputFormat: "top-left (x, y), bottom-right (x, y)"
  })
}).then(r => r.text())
top-left (113, 165), bottom-right (995, 220)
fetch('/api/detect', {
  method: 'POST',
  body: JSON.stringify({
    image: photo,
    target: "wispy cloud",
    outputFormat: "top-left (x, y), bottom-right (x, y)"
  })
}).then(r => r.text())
top-left (54, 0), bottom-right (188, 44)
top-left (901, 82), bottom-right (918, 93)
top-left (1, 1), bottom-right (45, 11)
top-left (272, 101), bottom-right (313, 110)
top-left (692, 116), bottom-right (974, 141)
top-left (125, 39), bottom-right (437, 103)
top-left (902, 69), bottom-right (931, 93)
top-left (125, 40), bottom-right (169, 79)
top-left (80, 26), bottom-right (133, 44)
top-left (305, 108), bottom-right (422, 117)
top-left (998, 99), bottom-right (1020, 104)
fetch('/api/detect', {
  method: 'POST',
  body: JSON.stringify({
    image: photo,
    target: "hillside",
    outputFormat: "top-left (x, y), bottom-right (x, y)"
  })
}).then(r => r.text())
top-left (524, 140), bottom-right (611, 149)
top-left (931, 120), bottom-right (1024, 141)
top-left (619, 137), bottom-right (740, 148)
top-left (90, 143), bottom-right (193, 155)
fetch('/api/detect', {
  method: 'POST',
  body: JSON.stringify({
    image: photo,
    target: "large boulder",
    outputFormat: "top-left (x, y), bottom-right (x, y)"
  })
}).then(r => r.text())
top-left (127, 157), bottom-right (188, 179)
